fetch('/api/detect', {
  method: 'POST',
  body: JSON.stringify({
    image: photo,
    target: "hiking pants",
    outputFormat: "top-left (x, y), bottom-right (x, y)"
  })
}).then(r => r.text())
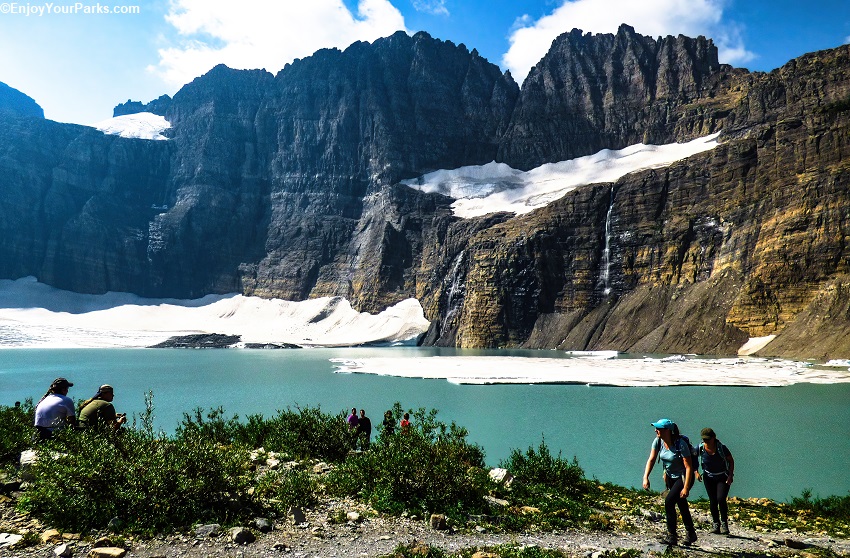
top-left (665, 476), bottom-right (695, 534)
top-left (703, 473), bottom-right (730, 524)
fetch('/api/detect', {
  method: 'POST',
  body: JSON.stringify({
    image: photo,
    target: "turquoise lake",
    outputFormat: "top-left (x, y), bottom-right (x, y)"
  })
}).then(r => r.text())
top-left (2, 347), bottom-right (848, 502)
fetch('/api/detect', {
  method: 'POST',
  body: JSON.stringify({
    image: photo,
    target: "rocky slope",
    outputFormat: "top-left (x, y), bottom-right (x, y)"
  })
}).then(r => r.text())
top-left (1, 26), bottom-right (850, 358)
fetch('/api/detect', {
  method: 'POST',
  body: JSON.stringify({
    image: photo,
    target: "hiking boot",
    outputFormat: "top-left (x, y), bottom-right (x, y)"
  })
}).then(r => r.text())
top-left (711, 522), bottom-right (720, 534)
top-left (683, 529), bottom-right (698, 545)
top-left (720, 521), bottom-right (730, 535)
top-left (659, 532), bottom-right (678, 546)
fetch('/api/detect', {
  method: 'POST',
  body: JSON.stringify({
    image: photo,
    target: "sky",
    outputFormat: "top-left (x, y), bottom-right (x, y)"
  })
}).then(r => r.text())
top-left (0, 0), bottom-right (848, 125)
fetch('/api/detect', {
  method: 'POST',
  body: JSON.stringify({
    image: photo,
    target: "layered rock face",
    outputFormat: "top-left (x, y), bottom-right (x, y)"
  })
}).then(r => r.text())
top-left (1, 29), bottom-right (850, 358)
top-left (0, 81), bottom-right (44, 119)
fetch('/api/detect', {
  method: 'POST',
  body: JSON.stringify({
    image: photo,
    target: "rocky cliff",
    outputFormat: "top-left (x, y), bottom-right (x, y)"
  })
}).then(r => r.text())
top-left (2, 27), bottom-right (850, 358)
top-left (0, 81), bottom-right (44, 119)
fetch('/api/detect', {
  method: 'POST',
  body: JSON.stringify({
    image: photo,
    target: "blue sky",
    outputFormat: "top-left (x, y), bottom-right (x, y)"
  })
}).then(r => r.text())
top-left (0, 0), bottom-right (848, 125)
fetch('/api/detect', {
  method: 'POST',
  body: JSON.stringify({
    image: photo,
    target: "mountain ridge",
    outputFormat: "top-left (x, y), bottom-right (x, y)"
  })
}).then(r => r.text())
top-left (2, 26), bottom-right (850, 358)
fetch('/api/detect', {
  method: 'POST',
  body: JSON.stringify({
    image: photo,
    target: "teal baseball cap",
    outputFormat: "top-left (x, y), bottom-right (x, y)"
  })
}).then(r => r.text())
top-left (651, 418), bottom-right (674, 429)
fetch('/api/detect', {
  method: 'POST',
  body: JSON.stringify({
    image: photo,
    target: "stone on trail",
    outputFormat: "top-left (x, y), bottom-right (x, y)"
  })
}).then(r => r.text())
top-left (42, 529), bottom-right (63, 543)
top-left (54, 542), bottom-right (73, 557)
top-left (0, 533), bottom-right (23, 548)
top-left (472, 552), bottom-right (499, 558)
top-left (429, 513), bottom-right (447, 530)
top-left (346, 511), bottom-right (361, 523)
top-left (230, 527), bottom-right (255, 544)
top-left (194, 524), bottom-right (221, 538)
top-left (254, 517), bottom-right (273, 533)
top-left (88, 548), bottom-right (127, 558)
top-left (288, 506), bottom-right (306, 524)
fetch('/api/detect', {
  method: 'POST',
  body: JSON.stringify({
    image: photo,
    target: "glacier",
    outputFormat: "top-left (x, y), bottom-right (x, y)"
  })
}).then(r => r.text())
top-left (403, 133), bottom-right (720, 218)
top-left (93, 112), bottom-right (171, 140)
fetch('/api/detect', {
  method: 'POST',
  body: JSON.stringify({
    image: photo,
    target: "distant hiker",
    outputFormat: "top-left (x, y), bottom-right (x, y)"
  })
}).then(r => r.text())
top-left (347, 407), bottom-right (359, 429)
top-left (643, 418), bottom-right (697, 546)
top-left (33, 377), bottom-right (77, 440)
top-left (400, 412), bottom-right (410, 433)
top-left (382, 410), bottom-right (395, 437)
top-left (696, 427), bottom-right (735, 535)
top-left (78, 384), bottom-right (127, 431)
top-left (357, 409), bottom-right (372, 450)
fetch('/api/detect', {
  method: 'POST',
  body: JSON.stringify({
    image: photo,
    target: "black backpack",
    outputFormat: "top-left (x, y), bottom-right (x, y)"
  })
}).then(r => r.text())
top-left (698, 440), bottom-right (730, 474)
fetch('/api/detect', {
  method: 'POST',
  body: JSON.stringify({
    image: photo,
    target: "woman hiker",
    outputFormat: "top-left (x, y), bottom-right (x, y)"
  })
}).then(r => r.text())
top-left (643, 418), bottom-right (697, 546)
top-left (696, 427), bottom-right (735, 535)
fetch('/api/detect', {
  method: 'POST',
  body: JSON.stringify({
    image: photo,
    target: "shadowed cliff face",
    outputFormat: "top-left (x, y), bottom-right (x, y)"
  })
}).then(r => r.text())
top-left (2, 30), bottom-right (850, 358)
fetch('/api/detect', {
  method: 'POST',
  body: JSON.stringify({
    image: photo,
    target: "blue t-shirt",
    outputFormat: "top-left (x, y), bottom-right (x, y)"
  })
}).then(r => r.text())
top-left (652, 436), bottom-right (691, 479)
top-left (699, 442), bottom-right (732, 476)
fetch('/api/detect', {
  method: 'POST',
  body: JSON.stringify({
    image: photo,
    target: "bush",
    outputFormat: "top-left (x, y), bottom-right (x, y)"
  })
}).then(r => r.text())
top-left (19, 415), bottom-right (254, 533)
top-left (495, 439), bottom-right (594, 529)
top-left (256, 467), bottom-right (318, 513)
top-left (791, 489), bottom-right (850, 520)
top-left (178, 405), bottom-right (352, 462)
top-left (326, 405), bottom-right (487, 520)
top-left (0, 400), bottom-right (34, 464)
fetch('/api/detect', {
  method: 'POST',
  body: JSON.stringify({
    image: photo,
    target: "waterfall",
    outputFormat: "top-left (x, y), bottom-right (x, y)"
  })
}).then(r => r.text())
top-left (440, 251), bottom-right (466, 335)
top-left (600, 187), bottom-right (614, 296)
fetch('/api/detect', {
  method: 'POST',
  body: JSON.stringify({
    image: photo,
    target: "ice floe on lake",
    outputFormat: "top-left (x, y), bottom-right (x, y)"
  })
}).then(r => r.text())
top-left (93, 112), bottom-right (171, 140)
top-left (0, 277), bottom-right (429, 348)
top-left (330, 354), bottom-right (850, 387)
top-left (403, 133), bottom-right (720, 218)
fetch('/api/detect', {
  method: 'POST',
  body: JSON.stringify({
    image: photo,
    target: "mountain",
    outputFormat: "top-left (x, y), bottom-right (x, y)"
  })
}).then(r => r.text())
top-left (0, 81), bottom-right (44, 119)
top-left (1, 25), bottom-right (850, 359)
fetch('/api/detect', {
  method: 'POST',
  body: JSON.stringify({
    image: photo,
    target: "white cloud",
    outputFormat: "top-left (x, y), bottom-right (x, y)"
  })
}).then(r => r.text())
top-left (411, 0), bottom-right (449, 16)
top-left (845, 35), bottom-right (850, 44)
top-left (151, 0), bottom-right (408, 87)
top-left (502, 0), bottom-right (754, 84)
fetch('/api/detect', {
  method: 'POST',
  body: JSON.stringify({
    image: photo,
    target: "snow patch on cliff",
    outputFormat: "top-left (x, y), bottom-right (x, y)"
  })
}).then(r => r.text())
top-left (0, 277), bottom-right (429, 348)
top-left (403, 133), bottom-right (720, 218)
top-left (94, 112), bottom-right (171, 140)
top-left (330, 354), bottom-right (850, 387)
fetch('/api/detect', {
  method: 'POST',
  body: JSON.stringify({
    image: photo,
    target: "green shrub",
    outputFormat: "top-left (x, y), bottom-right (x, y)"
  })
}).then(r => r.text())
top-left (326, 405), bottom-right (487, 520)
top-left (791, 489), bottom-right (850, 520)
top-left (494, 439), bottom-right (594, 530)
top-left (256, 467), bottom-right (318, 513)
top-left (0, 400), bottom-right (34, 464)
top-left (18, 425), bottom-right (254, 533)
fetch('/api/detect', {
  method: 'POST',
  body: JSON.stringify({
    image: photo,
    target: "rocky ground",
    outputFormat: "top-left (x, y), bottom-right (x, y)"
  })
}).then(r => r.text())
top-left (3, 488), bottom-right (849, 558)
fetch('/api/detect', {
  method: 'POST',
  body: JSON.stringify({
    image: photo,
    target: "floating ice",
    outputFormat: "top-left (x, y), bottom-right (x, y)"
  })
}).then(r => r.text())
top-left (93, 112), bottom-right (171, 140)
top-left (403, 133), bottom-right (720, 218)
top-left (330, 354), bottom-right (850, 387)
top-left (0, 277), bottom-right (429, 348)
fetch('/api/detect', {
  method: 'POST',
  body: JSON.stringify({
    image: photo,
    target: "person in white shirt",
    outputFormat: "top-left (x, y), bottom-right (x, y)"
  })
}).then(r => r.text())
top-left (33, 377), bottom-right (77, 440)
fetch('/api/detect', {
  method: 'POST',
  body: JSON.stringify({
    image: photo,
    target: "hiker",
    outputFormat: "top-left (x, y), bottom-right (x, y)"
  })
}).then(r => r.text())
top-left (696, 427), bottom-right (735, 535)
top-left (357, 409), bottom-right (372, 450)
top-left (382, 410), bottom-right (395, 437)
top-left (347, 407), bottom-right (359, 429)
top-left (400, 412), bottom-right (410, 433)
top-left (643, 418), bottom-right (697, 546)
top-left (33, 377), bottom-right (77, 440)
top-left (78, 384), bottom-right (127, 430)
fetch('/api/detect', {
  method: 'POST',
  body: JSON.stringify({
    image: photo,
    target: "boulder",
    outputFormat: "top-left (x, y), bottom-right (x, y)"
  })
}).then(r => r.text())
top-left (229, 527), bottom-right (255, 544)
top-left (254, 518), bottom-right (273, 533)
top-left (0, 533), bottom-right (23, 548)
top-left (42, 529), bottom-right (63, 544)
top-left (488, 468), bottom-right (514, 487)
top-left (429, 514), bottom-right (447, 530)
top-left (346, 511), bottom-right (361, 523)
top-left (193, 524), bottom-right (221, 538)
top-left (288, 506), bottom-right (306, 524)
top-left (54, 542), bottom-right (74, 557)
top-left (88, 548), bottom-right (127, 558)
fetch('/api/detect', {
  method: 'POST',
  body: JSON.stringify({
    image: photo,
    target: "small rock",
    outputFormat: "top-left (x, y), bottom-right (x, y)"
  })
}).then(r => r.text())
top-left (92, 537), bottom-right (115, 548)
top-left (474, 526), bottom-right (487, 533)
top-left (267, 458), bottom-right (281, 470)
top-left (520, 506), bottom-right (540, 514)
top-left (488, 468), bottom-right (514, 487)
top-left (1, 480), bottom-right (22, 493)
top-left (784, 538), bottom-right (807, 549)
top-left (88, 548), bottom-right (127, 558)
top-left (229, 527), bottom-right (255, 545)
top-left (54, 542), bottom-right (74, 557)
top-left (288, 506), bottom-right (306, 524)
top-left (0, 533), bottom-right (23, 548)
top-left (429, 513), bottom-right (447, 530)
top-left (640, 508), bottom-right (663, 522)
top-left (346, 511), bottom-right (361, 523)
top-left (378, 535), bottom-right (392, 541)
top-left (312, 462), bottom-right (330, 474)
top-left (272, 542), bottom-right (290, 551)
top-left (62, 534), bottom-right (81, 541)
top-left (254, 518), bottom-right (273, 533)
top-left (483, 495), bottom-right (509, 508)
top-left (42, 529), bottom-right (63, 544)
top-left (472, 552), bottom-right (499, 558)
top-left (194, 524), bottom-right (221, 538)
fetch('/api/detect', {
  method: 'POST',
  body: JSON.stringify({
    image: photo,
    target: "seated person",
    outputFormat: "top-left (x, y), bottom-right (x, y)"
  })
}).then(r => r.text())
top-left (78, 384), bottom-right (126, 430)
top-left (34, 377), bottom-right (77, 440)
